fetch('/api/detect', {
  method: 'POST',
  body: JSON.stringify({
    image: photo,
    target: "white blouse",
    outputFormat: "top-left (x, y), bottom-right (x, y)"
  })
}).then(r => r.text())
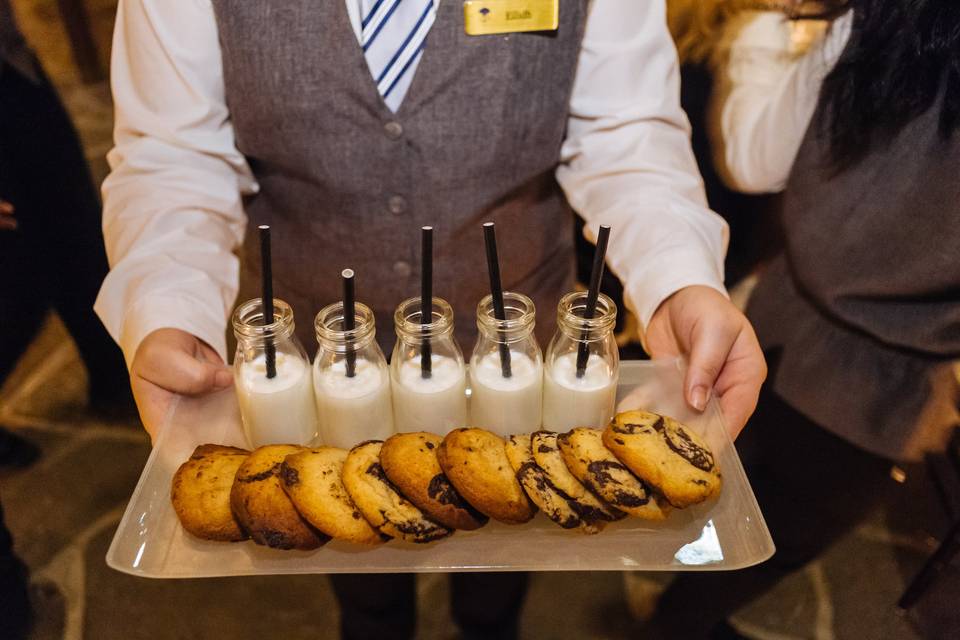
top-left (715, 10), bottom-right (853, 194)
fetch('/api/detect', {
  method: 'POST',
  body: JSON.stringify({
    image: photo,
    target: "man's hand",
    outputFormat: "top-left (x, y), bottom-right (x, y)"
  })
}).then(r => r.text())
top-left (644, 286), bottom-right (766, 438)
top-left (130, 328), bottom-right (234, 441)
top-left (0, 199), bottom-right (16, 230)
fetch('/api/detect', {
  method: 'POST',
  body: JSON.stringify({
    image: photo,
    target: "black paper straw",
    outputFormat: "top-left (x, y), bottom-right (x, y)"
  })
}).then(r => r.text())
top-left (576, 225), bottom-right (611, 378)
top-left (421, 226), bottom-right (433, 379)
top-left (342, 269), bottom-right (356, 379)
top-left (482, 223), bottom-right (512, 378)
top-left (259, 225), bottom-right (276, 379)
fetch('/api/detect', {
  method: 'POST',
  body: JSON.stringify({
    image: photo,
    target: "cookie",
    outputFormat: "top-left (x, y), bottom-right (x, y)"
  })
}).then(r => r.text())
top-left (230, 444), bottom-right (328, 550)
top-left (171, 444), bottom-right (250, 542)
top-left (602, 410), bottom-right (721, 508)
top-left (437, 428), bottom-right (535, 525)
top-left (380, 432), bottom-right (488, 531)
top-left (280, 447), bottom-right (385, 545)
top-left (504, 434), bottom-right (583, 531)
top-left (557, 428), bottom-right (669, 521)
top-left (341, 440), bottom-right (452, 543)
top-left (531, 431), bottom-right (623, 525)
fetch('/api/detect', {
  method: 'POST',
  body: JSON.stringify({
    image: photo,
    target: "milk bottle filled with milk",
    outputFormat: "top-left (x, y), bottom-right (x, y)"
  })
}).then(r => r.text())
top-left (391, 296), bottom-right (467, 434)
top-left (313, 298), bottom-right (394, 448)
top-left (542, 292), bottom-right (619, 431)
top-left (232, 298), bottom-right (319, 448)
top-left (469, 292), bottom-right (543, 436)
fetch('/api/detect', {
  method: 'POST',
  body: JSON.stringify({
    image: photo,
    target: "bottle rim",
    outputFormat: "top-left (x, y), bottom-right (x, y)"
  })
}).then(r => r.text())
top-left (315, 301), bottom-right (377, 350)
top-left (476, 292), bottom-right (536, 341)
top-left (556, 291), bottom-right (617, 339)
top-left (232, 298), bottom-right (296, 341)
top-left (394, 296), bottom-right (455, 340)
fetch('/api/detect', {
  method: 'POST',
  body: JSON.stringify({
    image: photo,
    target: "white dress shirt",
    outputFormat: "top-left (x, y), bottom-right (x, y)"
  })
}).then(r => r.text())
top-left (715, 11), bottom-right (852, 194)
top-left (96, 0), bottom-right (729, 364)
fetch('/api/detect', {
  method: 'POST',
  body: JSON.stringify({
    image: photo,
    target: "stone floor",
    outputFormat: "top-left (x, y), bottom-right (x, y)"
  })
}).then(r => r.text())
top-left (2, 1), bottom-right (959, 639)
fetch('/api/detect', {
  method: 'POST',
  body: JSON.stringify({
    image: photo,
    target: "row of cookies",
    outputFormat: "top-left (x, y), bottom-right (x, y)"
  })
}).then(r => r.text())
top-left (170, 409), bottom-right (722, 549)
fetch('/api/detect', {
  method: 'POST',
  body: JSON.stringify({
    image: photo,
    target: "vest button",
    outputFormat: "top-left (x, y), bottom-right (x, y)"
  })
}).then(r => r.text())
top-left (388, 195), bottom-right (407, 215)
top-left (392, 260), bottom-right (412, 277)
top-left (384, 121), bottom-right (404, 140)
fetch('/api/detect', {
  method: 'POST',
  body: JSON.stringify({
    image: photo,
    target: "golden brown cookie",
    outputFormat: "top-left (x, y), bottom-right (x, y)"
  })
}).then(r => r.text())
top-left (437, 428), bottom-right (535, 525)
top-left (380, 432), bottom-right (488, 531)
top-left (341, 440), bottom-right (452, 543)
top-left (230, 444), bottom-right (328, 550)
top-left (504, 434), bottom-right (584, 531)
top-left (171, 444), bottom-right (250, 542)
top-left (603, 410), bottom-right (722, 508)
top-left (280, 447), bottom-right (385, 545)
top-left (531, 431), bottom-right (623, 525)
top-left (557, 428), bottom-right (669, 521)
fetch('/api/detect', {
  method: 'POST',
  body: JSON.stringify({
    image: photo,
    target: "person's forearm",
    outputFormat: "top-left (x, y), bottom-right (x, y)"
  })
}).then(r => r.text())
top-left (95, 0), bottom-right (257, 365)
top-left (96, 141), bottom-right (248, 364)
top-left (557, 0), bottom-right (727, 332)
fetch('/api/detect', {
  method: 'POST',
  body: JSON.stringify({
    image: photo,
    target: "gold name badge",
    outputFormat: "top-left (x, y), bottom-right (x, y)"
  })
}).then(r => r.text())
top-left (463, 0), bottom-right (559, 36)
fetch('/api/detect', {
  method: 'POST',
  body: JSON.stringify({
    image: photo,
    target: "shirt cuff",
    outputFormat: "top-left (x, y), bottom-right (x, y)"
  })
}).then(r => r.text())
top-left (111, 294), bottom-right (229, 368)
top-left (624, 249), bottom-right (729, 338)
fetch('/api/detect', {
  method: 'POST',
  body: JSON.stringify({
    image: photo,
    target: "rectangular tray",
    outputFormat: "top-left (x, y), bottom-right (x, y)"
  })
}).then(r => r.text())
top-left (107, 358), bottom-right (773, 578)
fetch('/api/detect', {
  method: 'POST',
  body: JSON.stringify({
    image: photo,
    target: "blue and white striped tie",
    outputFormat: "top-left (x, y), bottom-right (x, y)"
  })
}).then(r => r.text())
top-left (360, 0), bottom-right (438, 112)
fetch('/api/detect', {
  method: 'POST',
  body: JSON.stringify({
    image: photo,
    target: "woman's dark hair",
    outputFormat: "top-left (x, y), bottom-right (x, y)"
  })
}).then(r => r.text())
top-left (812, 0), bottom-right (960, 169)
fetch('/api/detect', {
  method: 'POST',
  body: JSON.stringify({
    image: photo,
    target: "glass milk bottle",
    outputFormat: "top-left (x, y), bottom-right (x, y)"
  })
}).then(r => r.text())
top-left (313, 301), bottom-right (395, 448)
top-left (391, 296), bottom-right (467, 434)
top-left (542, 292), bottom-right (619, 430)
top-left (232, 298), bottom-right (318, 447)
top-left (469, 292), bottom-right (543, 436)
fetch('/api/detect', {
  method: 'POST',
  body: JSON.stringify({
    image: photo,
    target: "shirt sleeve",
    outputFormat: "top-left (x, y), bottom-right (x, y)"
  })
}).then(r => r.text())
top-left (556, 0), bottom-right (729, 333)
top-left (94, 0), bottom-right (258, 365)
top-left (714, 10), bottom-right (852, 194)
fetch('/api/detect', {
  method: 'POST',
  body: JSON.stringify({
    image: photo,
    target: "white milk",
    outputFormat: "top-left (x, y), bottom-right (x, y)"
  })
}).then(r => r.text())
top-left (469, 351), bottom-right (543, 436)
top-left (542, 352), bottom-right (617, 430)
top-left (236, 353), bottom-right (318, 447)
top-left (392, 355), bottom-right (467, 435)
top-left (314, 359), bottom-right (395, 449)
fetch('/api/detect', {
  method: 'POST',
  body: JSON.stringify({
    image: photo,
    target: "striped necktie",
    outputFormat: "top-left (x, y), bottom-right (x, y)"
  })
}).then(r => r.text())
top-left (359, 0), bottom-right (439, 112)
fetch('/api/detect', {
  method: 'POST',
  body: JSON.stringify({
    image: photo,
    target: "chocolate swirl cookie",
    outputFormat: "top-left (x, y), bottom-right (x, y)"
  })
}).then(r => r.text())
top-left (530, 431), bottom-right (623, 525)
top-left (557, 428), bottom-right (668, 521)
top-left (504, 434), bottom-right (585, 532)
top-left (342, 440), bottom-right (452, 543)
top-left (380, 432), bottom-right (488, 531)
top-left (602, 410), bottom-right (721, 508)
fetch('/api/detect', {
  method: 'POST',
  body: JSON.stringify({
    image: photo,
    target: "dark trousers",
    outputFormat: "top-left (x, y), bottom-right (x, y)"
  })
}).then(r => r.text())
top-left (0, 500), bottom-right (30, 639)
top-left (651, 385), bottom-right (891, 637)
top-left (0, 62), bottom-right (127, 402)
top-left (330, 572), bottom-right (529, 640)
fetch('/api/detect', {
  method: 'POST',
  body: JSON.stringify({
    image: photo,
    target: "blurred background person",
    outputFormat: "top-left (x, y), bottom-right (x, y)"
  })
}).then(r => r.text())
top-left (664, 0), bottom-right (783, 290)
top-left (649, 1), bottom-right (960, 637)
top-left (0, 0), bottom-right (130, 427)
top-left (1, 1), bottom-right (131, 636)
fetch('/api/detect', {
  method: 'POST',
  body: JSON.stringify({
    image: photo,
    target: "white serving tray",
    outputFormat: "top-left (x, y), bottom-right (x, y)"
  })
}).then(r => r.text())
top-left (107, 358), bottom-right (773, 578)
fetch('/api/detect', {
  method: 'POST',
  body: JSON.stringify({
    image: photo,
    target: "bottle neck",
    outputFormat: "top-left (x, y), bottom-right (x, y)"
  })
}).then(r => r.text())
top-left (232, 298), bottom-right (297, 347)
top-left (555, 291), bottom-right (617, 343)
top-left (315, 301), bottom-right (377, 352)
top-left (476, 292), bottom-right (536, 345)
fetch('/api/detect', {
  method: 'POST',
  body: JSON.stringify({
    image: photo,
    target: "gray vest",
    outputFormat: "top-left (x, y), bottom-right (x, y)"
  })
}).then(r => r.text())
top-left (748, 87), bottom-right (960, 461)
top-left (210, 0), bottom-right (588, 356)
